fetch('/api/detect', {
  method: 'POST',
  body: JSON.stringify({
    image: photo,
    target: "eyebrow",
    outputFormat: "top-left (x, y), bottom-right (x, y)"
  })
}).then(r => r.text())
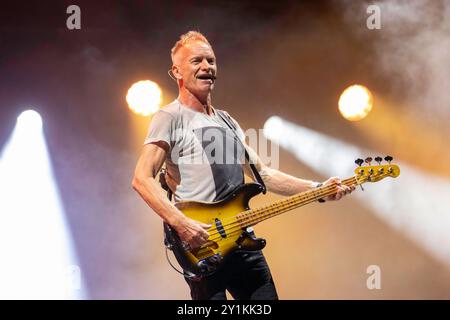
top-left (189, 55), bottom-right (215, 62)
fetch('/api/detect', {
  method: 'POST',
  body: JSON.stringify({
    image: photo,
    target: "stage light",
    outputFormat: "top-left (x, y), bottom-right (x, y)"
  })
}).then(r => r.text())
top-left (17, 109), bottom-right (43, 131)
top-left (126, 80), bottom-right (162, 116)
top-left (264, 116), bottom-right (450, 268)
top-left (0, 110), bottom-right (85, 299)
top-left (263, 116), bottom-right (284, 142)
top-left (338, 85), bottom-right (373, 121)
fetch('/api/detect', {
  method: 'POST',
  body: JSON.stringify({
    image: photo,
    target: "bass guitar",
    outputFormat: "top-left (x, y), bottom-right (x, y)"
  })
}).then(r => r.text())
top-left (164, 156), bottom-right (400, 279)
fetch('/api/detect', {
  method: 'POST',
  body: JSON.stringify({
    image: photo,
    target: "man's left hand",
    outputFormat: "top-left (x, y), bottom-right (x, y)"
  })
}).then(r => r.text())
top-left (322, 176), bottom-right (355, 201)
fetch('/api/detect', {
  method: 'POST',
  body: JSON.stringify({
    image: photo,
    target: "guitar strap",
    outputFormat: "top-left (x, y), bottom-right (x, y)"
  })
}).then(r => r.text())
top-left (159, 166), bottom-right (172, 201)
top-left (216, 110), bottom-right (267, 195)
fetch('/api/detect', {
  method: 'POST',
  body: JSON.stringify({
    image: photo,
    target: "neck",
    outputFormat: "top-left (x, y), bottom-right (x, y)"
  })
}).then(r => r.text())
top-left (237, 176), bottom-right (359, 228)
top-left (177, 88), bottom-right (213, 115)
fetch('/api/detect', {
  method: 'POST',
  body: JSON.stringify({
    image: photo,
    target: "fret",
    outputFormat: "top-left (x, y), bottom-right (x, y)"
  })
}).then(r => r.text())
top-left (236, 176), bottom-right (360, 227)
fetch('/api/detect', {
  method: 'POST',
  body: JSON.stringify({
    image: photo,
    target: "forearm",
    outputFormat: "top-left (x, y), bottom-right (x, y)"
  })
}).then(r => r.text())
top-left (132, 176), bottom-right (185, 227)
top-left (259, 167), bottom-right (319, 196)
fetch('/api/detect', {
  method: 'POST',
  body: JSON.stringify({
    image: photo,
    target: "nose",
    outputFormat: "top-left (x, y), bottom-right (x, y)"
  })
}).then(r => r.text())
top-left (200, 59), bottom-right (214, 72)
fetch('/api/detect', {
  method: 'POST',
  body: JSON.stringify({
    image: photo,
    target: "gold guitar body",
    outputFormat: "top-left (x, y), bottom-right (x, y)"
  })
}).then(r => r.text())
top-left (164, 183), bottom-right (266, 279)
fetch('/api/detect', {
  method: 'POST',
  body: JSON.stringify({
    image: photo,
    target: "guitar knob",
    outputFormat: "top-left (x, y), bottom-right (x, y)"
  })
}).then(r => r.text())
top-left (374, 156), bottom-right (382, 165)
top-left (384, 155), bottom-right (393, 164)
top-left (365, 157), bottom-right (373, 166)
top-left (197, 260), bottom-right (208, 273)
top-left (355, 158), bottom-right (364, 166)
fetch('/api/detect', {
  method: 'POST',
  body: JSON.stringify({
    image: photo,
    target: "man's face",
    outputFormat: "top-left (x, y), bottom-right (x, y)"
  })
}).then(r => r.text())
top-left (174, 40), bottom-right (217, 97)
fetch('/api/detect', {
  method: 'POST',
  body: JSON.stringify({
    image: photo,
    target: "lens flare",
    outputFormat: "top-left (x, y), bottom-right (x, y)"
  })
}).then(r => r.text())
top-left (338, 85), bottom-right (373, 121)
top-left (126, 80), bottom-right (162, 116)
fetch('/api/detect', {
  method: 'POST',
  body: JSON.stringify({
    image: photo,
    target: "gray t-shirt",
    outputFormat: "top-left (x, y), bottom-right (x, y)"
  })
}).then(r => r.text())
top-left (144, 100), bottom-right (246, 202)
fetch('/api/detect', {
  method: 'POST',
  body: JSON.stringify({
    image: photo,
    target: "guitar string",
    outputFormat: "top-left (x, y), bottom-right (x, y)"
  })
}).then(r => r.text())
top-left (207, 170), bottom-right (393, 244)
top-left (203, 173), bottom-right (386, 245)
top-left (203, 175), bottom-right (363, 243)
top-left (204, 176), bottom-right (357, 241)
top-left (204, 180), bottom-right (360, 244)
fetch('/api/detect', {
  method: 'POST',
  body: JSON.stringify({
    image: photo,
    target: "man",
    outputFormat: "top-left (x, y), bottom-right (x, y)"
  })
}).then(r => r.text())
top-left (132, 31), bottom-right (355, 300)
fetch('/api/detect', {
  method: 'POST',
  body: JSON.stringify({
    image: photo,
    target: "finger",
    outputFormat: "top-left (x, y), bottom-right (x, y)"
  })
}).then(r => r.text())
top-left (343, 186), bottom-right (351, 194)
top-left (193, 237), bottom-right (204, 248)
top-left (336, 186), bottom-right (345, 199)
top-left (200, 222), bottom-right (212, 229)
top-left (199, 234), bottom-right (209, 244)
top-left (325, 177), bottom-right (337, 185)
top-left (199, 229), bottom-right (210, 240)
top-left (326, 180), bottom-right (339, 189)
top-left (327, 186), bottom-right (338, 200)
top-left (190, 242), bottom-right (199, 250)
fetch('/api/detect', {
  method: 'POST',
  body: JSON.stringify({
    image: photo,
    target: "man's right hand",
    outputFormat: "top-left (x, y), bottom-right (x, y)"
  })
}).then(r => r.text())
top-left (173, 217), bottom-right (211, 250)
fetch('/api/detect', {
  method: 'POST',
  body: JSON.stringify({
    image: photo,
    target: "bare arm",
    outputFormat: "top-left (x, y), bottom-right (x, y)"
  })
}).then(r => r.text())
top-left (132, 142), bottom-right (210, 248)
top-left (242, 143), bottom-right (354, 200)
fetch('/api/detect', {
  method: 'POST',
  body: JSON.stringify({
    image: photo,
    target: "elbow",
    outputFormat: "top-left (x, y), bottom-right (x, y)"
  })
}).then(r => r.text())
top-left (132, 173), bottom-right (156, 192)
top-left (131, 175), bottom-right (143, 192)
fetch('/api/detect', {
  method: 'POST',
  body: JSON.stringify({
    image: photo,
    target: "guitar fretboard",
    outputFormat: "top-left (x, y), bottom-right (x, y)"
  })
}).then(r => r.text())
top-left (236, 176), bottom-right (359, 228)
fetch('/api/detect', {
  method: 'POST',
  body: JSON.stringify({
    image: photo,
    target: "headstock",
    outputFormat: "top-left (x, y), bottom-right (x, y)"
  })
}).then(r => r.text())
top-left (354, 155), bottom-right (400, 184)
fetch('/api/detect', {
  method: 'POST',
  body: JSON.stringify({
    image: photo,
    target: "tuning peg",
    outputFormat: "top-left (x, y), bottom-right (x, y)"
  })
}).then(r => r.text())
top-left (355, 158), bottom-right (364, 166)
top-left (384, 155), bottom-right (393, 164)
top-left (374, 156), bottom-right (383, 165)
top-left (365, 157), bottom-right (373, 165)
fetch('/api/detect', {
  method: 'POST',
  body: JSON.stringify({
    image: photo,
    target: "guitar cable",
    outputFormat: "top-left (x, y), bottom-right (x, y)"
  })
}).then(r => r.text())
top-left (164, 245), bottom-right (195, 279)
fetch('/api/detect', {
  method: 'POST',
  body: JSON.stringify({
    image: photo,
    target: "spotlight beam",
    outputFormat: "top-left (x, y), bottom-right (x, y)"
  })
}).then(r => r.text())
top-left (264, 116), bottom-right (450, 267)
top-left (0, 110), bottom-right (85, 299)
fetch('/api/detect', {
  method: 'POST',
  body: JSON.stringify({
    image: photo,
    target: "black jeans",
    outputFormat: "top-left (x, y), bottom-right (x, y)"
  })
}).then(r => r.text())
top-left (184, 250), bottom-right (278, 300)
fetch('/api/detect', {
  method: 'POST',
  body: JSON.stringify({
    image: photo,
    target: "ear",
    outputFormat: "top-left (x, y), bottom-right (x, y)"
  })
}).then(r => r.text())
top-left (172, 65), bottom-right (182, 80)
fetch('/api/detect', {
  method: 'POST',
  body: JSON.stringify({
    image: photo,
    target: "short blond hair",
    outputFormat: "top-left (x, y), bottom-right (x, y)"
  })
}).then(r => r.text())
top-left (171, 31), bottom-right (211, 63)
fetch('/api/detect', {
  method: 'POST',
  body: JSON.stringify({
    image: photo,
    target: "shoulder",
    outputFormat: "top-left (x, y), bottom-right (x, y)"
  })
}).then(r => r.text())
top-left (156, 100), bottom-right (180, 119)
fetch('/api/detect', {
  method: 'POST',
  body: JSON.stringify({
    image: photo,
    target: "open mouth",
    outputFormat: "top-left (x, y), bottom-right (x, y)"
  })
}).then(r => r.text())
top-left (196, 74), bottom-right (216, 83)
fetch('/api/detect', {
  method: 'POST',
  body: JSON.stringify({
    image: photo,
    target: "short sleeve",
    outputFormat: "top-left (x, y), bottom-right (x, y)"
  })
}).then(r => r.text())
top-left (143, 110), bottom-right (175, 147)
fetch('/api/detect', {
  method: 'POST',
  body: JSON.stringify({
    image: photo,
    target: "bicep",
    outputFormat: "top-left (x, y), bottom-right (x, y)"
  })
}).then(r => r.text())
top-left (134, 141), bottom-right (169, 179)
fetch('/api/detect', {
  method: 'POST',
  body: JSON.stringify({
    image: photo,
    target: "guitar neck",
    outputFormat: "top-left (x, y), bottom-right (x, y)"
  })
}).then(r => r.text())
top-left (237, 176), bottom-right (359, 228)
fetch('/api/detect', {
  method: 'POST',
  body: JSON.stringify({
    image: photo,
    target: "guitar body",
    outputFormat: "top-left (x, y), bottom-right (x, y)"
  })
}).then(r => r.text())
top-left (164, 183), bottom-right (267, 279)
